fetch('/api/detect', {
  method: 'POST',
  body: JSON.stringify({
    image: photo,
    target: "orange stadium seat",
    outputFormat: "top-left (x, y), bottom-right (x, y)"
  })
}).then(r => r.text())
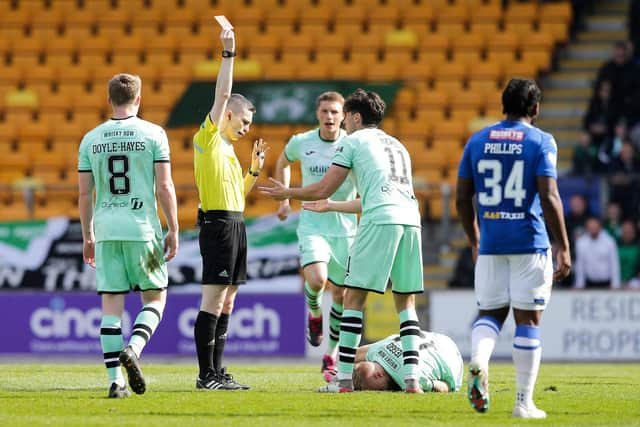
top-left (368, 4), bottom-right (401, 25)
top-left (437, 3), bottom-right (469, 25)
top-left (538, 21), bottom-right (569, 43)
top-left (334, 4), bottom-right (367, 26)
top-left (468, 2), bottom-right (502, 26)
top-left (539, 2), bottom-right (572, 24)
top-left (400, 3), bottom-right (434, 26)
top-left (504, 2), bottom-right (538, 24)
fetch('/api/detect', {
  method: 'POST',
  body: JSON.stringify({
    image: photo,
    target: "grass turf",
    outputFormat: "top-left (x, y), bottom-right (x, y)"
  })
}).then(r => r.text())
top-left (0, 363), bottom-right (639, 426)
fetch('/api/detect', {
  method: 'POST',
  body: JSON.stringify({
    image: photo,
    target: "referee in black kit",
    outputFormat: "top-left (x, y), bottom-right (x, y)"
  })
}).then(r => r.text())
top-left (191, 24), bottom-right (268, 391)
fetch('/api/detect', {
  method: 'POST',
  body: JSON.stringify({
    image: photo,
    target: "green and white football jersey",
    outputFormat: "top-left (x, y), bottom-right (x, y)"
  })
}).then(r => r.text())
top-left (332, 128), bottom-right (420, 226)
top-left (78, 116), bottom-right (169, 242)
top-left (365, 331), bottom-right (464, 392)
top-left (285, 128), bottom-right (357, 237)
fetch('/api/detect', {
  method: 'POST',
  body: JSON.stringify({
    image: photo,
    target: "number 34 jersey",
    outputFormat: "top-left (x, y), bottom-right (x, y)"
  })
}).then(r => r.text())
top-left (332, 128), bottom-right (420, 227)
top-left (458, 120), bottom-right (558, 255)
top-left (78, 116), bottom-right (170, 243)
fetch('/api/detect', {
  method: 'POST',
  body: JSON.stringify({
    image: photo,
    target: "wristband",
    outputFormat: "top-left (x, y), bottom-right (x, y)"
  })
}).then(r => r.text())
top-left (222, 50), bottom-right (236, 58)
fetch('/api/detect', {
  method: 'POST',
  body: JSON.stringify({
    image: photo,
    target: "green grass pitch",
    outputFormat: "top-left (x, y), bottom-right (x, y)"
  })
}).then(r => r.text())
top-left (1, 363), bottom-right (639, 426)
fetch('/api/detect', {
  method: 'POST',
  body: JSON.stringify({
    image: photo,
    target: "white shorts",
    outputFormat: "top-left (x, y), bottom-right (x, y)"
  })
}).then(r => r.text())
top-left (474, 249), bottom-right (553, 311)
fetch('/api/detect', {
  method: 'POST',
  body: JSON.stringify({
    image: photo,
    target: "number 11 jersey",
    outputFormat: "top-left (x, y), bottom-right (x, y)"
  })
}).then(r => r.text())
top-left (78, 116), bottom-right (170, 243)
top-left (458, 120), bottom-right (557, 255)
top-left (332, 128), bottom-right (420, 227)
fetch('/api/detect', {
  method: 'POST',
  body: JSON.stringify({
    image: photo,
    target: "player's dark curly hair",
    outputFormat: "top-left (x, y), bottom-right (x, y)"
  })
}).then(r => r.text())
top-left (502, 78), bottom-right (541, 118)
top-left (344, 88), bottom-right (386, 126)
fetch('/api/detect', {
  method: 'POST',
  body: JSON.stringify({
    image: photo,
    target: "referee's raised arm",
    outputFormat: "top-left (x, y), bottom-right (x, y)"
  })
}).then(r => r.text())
top-left (209, 28), bottom-right (235, 126)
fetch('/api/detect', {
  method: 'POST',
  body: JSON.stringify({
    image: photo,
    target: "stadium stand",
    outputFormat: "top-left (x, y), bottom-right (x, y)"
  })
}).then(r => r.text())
top-left (0, 0), bottom-right (570, 229)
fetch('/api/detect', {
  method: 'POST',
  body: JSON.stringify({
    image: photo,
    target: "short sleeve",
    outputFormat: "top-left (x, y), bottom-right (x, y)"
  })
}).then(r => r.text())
top-left (78, 135), bottom-right (92, 172)
top-left (536, 135), bottom-right (558, 178)
top-left (284, 134), bottom-right (301, 162)
top-left (154, 127), bottom-right (170, 162)
top-left (457, 140), bottom-right (473, 178)
top-left (193, 114), bottom-right (220, 151)
top-left (332, 137), bottom-right (355, 169)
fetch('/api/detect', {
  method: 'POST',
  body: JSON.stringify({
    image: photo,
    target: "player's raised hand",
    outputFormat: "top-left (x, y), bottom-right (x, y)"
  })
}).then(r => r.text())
top-left (164, 230), bottom-right (179, 262)
top-left (259, 177), bottom-right (290, 200)
top-left (553, 247), bottom-right (571, 282)
top-left (251, 138), bottom-right (269, 173)
top-left (277, 200), bottom-right (291, 221)
top-left (220, 28), bottom-right (235, 52)
top-left (83, 239), bottom-right (96, 268)
top-left (302, 199), bottom-right (331, 213)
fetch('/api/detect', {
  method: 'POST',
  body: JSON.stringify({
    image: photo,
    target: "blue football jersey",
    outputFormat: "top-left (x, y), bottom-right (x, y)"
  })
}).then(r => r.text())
top-left (458, 120), bottom-right (557, 254)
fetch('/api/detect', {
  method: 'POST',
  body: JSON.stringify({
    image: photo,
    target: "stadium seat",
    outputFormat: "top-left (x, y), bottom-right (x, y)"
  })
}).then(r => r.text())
top-left (436, 3), bottom-right (468, 25)
top-left (368, 4), bottom-right (400, 25)
top-left (538, 21), bottom-right (569, 43)
top-left (504, 2), bottom-right (538, 24)
top-left (400, 3), bottom-right (434, 26)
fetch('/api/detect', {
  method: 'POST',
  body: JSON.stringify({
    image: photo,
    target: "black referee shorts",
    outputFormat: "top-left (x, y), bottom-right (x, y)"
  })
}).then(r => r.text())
top-left (198, 209), bottom-right (247, 285)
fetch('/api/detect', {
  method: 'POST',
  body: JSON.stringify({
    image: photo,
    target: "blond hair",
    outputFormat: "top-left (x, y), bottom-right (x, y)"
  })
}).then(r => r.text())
top-left (108, 73), bottom-right (141, 106)
top-left (315, 91), bottom-right (344, 109)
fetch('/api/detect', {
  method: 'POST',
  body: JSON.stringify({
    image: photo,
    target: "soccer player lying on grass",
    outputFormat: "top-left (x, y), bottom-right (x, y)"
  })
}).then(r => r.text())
top-left (317, 329), bottom-right (463, 393)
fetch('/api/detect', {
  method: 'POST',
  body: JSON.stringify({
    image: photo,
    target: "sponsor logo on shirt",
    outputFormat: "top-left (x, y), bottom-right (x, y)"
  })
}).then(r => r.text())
top-left (483, 211), bottom-right (525, 220)
top-left (489, 129), bottom-right (524, 141)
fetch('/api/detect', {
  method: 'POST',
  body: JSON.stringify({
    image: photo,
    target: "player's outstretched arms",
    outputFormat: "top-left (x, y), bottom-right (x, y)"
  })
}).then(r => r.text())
top-left (537, 176), bottom-right (571, 281)
top-left (302, 198), bottom-right (361, 214)
top-left (260, 164), bottom-right (349, 201)
top-left (209, 28), bottom-right (235, 126)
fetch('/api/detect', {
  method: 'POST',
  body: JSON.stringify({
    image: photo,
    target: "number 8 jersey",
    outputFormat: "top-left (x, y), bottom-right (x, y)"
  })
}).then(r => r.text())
top-left (332, 128), bottom-right (420, 227)
top-left (78, 116), bottom-right (170, 242)
top-left (457, 120), bottom-right (557, 254)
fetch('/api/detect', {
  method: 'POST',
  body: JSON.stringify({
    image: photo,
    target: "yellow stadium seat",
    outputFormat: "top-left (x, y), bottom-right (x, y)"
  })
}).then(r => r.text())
top-left (415, 87), bottom-right (449, 110)
top-left (448, 109), bottom-right (480, 128)
top-left (384, 28), bottom-right (419, 50)
top-left (280, 51), bottom-right (311, 67)
top-left (415, 108), bottom-right (447, 126)
top-left (266, 5), bottom-right (299, 25)
top-left (468, 22), bottom-right (499, 35)
top-left (231, 3), bottom-right (266, 26)
top-left (395, 119), bottom-right (430, 140)
top-left (31, 150), bottom-right (68, 170)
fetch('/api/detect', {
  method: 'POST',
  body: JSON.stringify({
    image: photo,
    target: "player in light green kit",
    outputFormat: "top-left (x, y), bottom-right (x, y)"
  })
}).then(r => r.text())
top-left (78, 73), bottom-right (179, 398)
top-left (261, 89), bottom-right (424, 393)
top-left (318, 330), bottom-right (463, 392)
top-left (274, 91), bottom-right (357, 381)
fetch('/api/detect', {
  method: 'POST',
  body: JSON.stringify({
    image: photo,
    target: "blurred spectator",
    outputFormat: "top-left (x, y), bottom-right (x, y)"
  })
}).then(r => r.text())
top-left (574, 217), bottom-right (620, 289)
top-left (583, 80), bottom-right (615, 146)
top-left (608, 142), bottom-right (640, 218)
top-left (594, 42), bottom-right (637, 128)
top-left (617, 220), bottom-right (640, 287)
top-left (571, 131), bottom-right (599, 176)
top-left (603, 201), bottom-right (623, 241)
top-left (597, 118), bottom-right (627, 167)
top-left (630, 0), bottom-right (640, 63)
top-left (447, 246), bottom-right (474, 288)
top-left (565, 194), bottom-right (590, 246)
